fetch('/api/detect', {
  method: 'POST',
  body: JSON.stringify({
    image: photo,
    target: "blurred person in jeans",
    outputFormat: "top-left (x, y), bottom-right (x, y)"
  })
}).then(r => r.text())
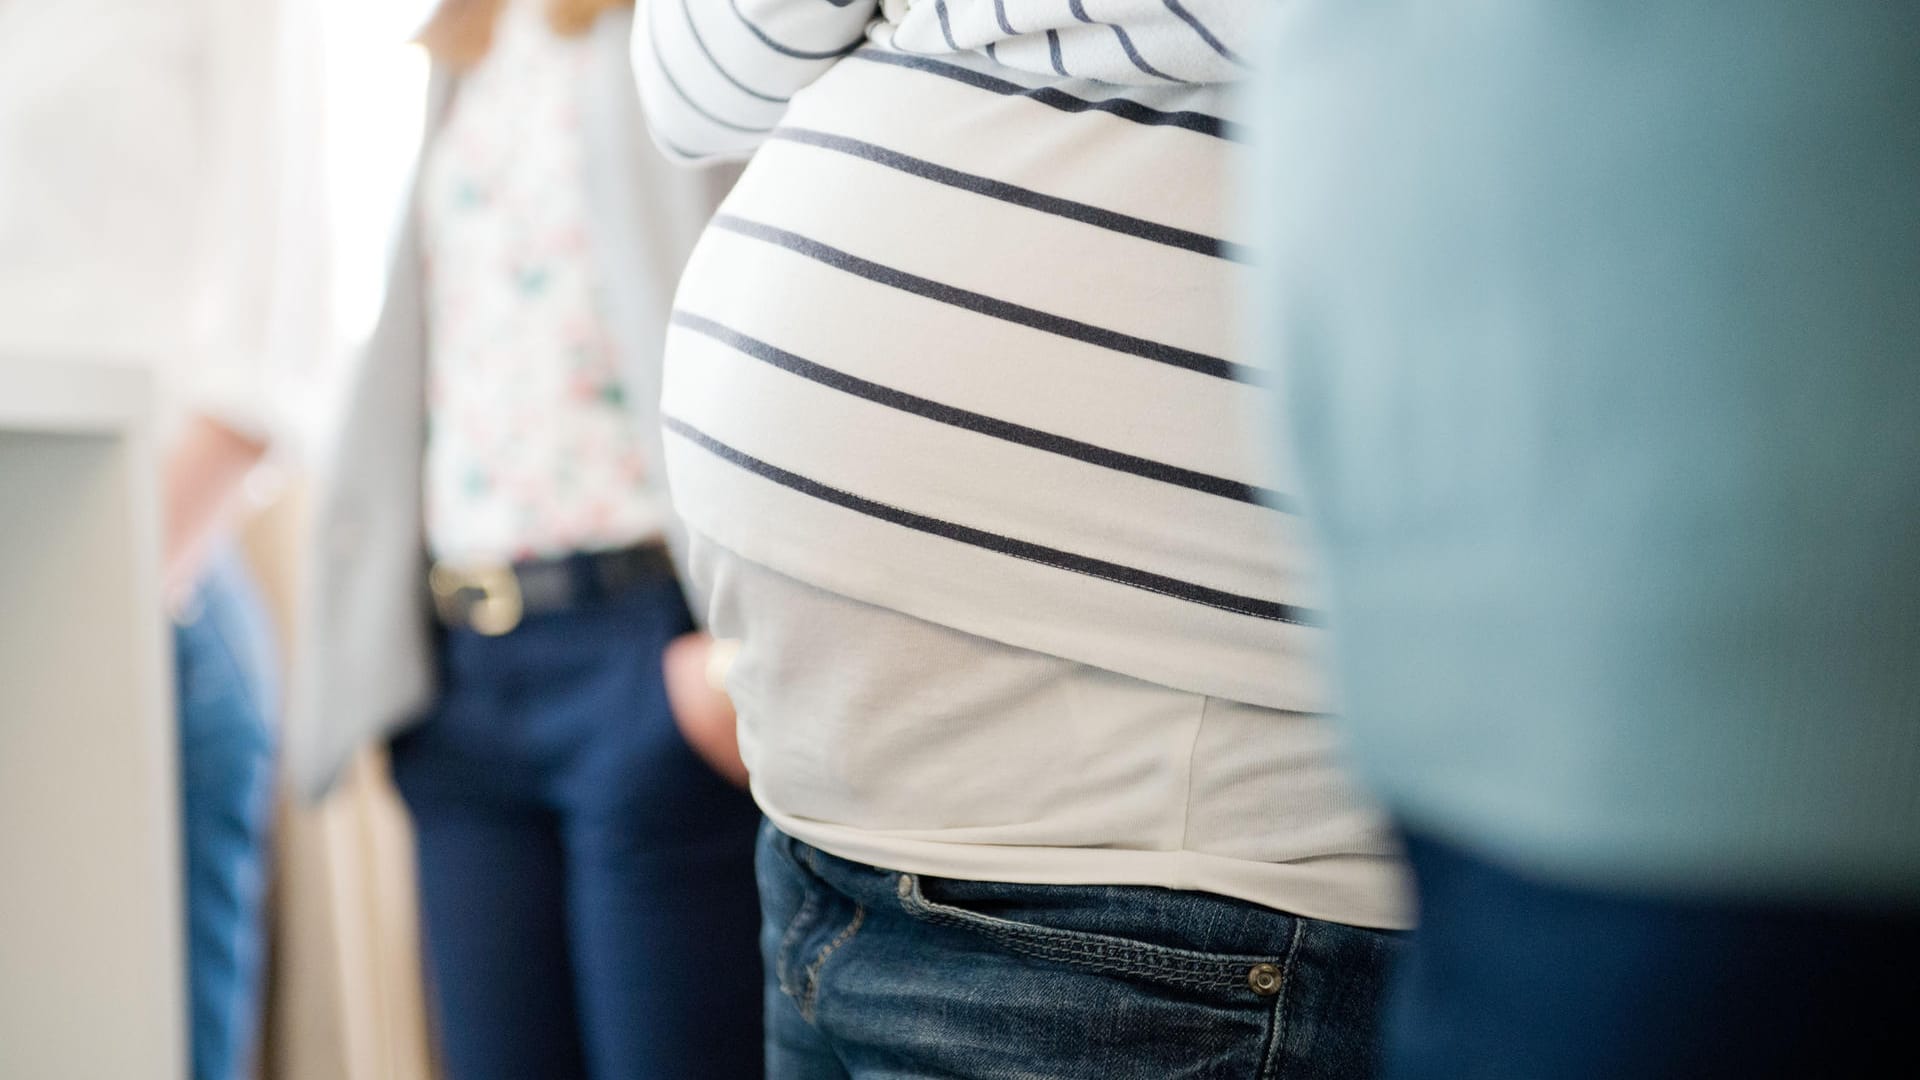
top-left (632, 3), bottom-right (1409, 1077)
top-left (282, 2), bottom-right (758, 1077)
top-left (1252, 3), bottom-right (1919, 1077)
top-left (0, 1), bottom-right (324, 1077)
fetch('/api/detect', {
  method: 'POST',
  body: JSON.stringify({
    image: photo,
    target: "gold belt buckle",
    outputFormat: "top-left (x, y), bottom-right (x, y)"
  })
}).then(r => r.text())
top-left (429, 561), bottom-right (524, 637)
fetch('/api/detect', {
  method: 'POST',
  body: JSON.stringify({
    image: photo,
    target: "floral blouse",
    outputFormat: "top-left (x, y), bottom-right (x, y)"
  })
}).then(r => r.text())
top-left (420, 0), bottom-right (665, 565)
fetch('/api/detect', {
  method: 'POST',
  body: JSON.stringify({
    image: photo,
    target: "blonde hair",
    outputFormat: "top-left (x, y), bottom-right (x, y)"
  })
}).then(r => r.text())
top-left (418, 0), bottom-right (633, 68)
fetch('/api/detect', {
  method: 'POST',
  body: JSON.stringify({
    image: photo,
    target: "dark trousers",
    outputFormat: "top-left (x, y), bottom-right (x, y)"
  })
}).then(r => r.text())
top-left (1384, 831), bottom-right (1920, 1080)
top-left (392, 577), bottom-right (764, 1080)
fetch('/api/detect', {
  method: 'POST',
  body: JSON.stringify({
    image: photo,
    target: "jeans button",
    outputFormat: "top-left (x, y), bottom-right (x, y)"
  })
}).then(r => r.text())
top-left (1247, 962), bottom-right (1283, 996)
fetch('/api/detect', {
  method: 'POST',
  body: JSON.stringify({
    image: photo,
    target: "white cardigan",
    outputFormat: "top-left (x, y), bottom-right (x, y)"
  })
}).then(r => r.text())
top-left (284, 11), bottom-right (735, 801)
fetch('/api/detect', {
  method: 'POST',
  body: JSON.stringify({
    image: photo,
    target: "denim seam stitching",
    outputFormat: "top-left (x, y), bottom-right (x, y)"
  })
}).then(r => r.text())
top-left (800, 905), bottom-right (866, 1022)
top-left (899, 876), bottom-right (1272, 993)
top-left (1258, 916), bottom-right (1308, 1080)
top-left (775, 886), bottom-right (822, 1001)
top-left (774, 834), bottom-right (826, 1002)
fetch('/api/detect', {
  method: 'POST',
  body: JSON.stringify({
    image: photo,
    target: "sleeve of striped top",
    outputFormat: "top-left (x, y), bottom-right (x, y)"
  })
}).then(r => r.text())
top-left (1050, 0), bottom-right (1254, 84)
top-left (891, 1), bottom-right (1254, 87)
top-left (632, 0), bottom-right (879, 164)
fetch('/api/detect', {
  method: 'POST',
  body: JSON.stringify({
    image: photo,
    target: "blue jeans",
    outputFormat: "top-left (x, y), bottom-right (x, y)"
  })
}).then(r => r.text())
top-left (1382, 831), bottom-right (1920, 1080)
top-left (174, 550), bottom-right (279, 1080)
top-left (391, 576), bottom-right (764, 1080)
top-left (759, 825), bottom-right (1397, 1080)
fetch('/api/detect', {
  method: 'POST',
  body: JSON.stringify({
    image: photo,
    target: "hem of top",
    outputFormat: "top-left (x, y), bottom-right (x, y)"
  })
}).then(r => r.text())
top-left (759, 804), bottom-right (1414, 931)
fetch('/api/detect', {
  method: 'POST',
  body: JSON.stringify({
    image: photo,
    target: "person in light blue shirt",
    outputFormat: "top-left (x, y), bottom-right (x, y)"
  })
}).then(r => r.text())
top-left (1250, 3), bottom-right (1919, 1076)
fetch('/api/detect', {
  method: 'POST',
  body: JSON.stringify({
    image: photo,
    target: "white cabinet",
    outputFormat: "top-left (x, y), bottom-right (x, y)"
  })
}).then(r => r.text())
top-left (0, 357), bottom-right (183, 1080)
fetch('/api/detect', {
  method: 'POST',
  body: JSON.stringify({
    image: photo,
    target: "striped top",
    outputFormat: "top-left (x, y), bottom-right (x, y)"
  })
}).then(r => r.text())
top-left (632, 5), bottom-right (1406, 923)
top-left (635, 3), bottom-right (1322, 711)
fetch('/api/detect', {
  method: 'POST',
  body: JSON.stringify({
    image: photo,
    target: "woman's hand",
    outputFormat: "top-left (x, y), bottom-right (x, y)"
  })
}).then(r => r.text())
top-left (662, 632), bottom-right (750, 788)
top-left (162, 415), bottom-right (267, 606)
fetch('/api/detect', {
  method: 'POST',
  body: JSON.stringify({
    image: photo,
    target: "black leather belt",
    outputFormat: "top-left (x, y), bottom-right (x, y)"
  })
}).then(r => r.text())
top-left (429, 541), bottom-right (677, 636)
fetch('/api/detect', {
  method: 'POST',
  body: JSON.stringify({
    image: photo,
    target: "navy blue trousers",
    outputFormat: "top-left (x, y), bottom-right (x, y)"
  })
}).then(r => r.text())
top-left (1384, 832), bottom-right (1920, 1079)
top-left (392, 576), bottom-right (763, 1080)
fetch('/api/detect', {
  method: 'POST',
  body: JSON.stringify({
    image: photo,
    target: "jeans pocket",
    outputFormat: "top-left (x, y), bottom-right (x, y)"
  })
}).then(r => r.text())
top-left (895, 872), bottom-right (1295, 1000)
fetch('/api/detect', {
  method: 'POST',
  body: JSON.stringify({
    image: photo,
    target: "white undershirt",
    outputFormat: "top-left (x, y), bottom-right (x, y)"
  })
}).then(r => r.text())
top-left (694, 534), bottom-right (1412, 930)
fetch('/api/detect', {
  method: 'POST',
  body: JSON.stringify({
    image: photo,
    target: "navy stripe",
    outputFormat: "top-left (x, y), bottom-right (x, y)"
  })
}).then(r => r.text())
top-left (663, 416), bottom-right (1313, 625)
top-left (933, 0), bottom-right (960, 50)
top-left (769, 127), bottom-right (1245, 261)
top-left (680, 0), bottom-right (790, 104)
top-left (1106, 23), bottom-right (1182, 82)
top-left (671, 311), bottom-right (1285, 507)
top-left (726, 0), bottom-right (865, 60)
top-left (992, 0), bottom-right (1017, 36)
top-left (848, 49), bottom-right (1235, 140)
top-left (710, 214), bottom-right (1249, 381)
top-left (650, 0), bottom-right (776, 135)
top-left (1163, 0), bottom-right (1246, 66)
top-left (1045, 29), bottom-right (1068, 77)
top-left (655, 132), bottom-right (708, 160)
top-left (1068, 0), bottom-right (1185, 83)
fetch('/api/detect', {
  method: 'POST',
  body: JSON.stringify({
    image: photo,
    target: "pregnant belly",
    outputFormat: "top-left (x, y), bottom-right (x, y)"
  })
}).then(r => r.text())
top-left (656, 48), bottom-right (1318, 716)
top-left (662, 45), bottom-right (1260, 497)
